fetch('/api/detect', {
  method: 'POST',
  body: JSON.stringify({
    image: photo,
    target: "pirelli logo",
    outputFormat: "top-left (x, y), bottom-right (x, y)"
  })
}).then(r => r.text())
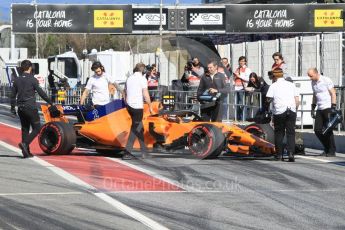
top-left (94, 10), bottom-right (124, 28)
top-left (314, 9), bottom-right (343, 28)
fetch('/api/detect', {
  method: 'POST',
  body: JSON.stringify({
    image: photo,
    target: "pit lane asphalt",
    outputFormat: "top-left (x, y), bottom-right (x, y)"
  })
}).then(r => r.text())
top-left (0, 106), bottom-right (345, 230)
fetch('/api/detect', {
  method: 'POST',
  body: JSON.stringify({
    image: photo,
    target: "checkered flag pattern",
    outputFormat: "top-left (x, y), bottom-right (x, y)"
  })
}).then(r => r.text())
top-left (134, 13), bottom-right (143, 23)
top-left (190, 13), bottom-right (199, 23)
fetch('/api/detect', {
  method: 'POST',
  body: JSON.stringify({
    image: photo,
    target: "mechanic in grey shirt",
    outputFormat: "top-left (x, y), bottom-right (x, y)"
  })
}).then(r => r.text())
top-left (197, 60), bottom-right (228, 122)
top-left (10, 60), bottom-right (53, 158)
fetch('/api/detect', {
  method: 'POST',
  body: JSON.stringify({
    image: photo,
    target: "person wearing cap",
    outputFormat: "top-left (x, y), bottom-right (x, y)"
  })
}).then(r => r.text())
top-left (308, 67), bottom-right (337, 157)
top-left (266, 68), bottom-right (299, 162)
top-left (10, 60), bottom-right (54, 158)
top-left (80, 61), bottom-right (123, 107)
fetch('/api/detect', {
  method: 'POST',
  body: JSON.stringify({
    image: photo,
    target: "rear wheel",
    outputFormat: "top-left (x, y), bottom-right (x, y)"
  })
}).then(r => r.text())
top-left (187, 124), bottom-right (225, 159)
top-left (244, 123), bottom-right (274, 144)
top-left (38, 122), bottom-right (76, 155)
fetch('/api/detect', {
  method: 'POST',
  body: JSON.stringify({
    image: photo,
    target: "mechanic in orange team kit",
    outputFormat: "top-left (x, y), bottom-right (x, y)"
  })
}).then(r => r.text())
top-left (122, 62), bottom-right (153, 160)
top-left (10, 60), bottom-right (55, 158)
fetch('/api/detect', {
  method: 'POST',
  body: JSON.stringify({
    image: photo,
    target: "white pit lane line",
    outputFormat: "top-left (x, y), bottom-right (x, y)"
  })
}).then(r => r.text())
top-left (296, 155), bottom-right (343, 163)
top-left (0, 142), bottom-right (169, 230)
top-left (0, 192), bottom-right (83, 197)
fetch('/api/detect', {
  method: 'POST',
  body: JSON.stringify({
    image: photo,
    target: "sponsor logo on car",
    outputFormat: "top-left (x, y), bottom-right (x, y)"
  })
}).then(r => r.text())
top-left (62, 105), bottom-right (76, 111)
top-left (92, 109), bottom-right (99, 119)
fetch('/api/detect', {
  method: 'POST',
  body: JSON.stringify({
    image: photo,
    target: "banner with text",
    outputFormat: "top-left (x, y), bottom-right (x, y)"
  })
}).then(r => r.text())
top-left (12, 4), bottom-right (132, 33)
top-left (226, 4), bottom-right (310, 33)
top-left (12, 4), bottom-right (345, 34)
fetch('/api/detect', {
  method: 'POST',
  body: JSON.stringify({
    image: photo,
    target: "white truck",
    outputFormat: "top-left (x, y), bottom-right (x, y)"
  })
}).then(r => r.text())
top-left (2, 58), bottom-right (48, 88)
top-left (48, 51), bottom-right (81, 89)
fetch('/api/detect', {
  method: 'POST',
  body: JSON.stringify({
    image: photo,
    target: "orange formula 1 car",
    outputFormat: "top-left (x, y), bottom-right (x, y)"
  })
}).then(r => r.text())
top-left (38, 99), bottom-right (276, 159)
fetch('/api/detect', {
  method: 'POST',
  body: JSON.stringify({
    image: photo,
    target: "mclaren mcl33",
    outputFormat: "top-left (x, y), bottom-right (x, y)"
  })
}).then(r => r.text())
top-left (38, 99), bottom-right (276, 159)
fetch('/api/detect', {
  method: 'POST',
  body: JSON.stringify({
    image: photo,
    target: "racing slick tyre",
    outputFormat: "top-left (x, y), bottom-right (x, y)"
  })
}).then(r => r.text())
top-left (38, 122), bottom-right (76, 155)
top-left (187, 124), bottom-right (225, 159)
top-left (244, 123), bottom-right (275, 144)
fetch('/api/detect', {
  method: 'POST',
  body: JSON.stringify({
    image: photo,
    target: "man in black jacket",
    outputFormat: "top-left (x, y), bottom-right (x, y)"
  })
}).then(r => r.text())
top-left (197, 60), bottom-right (228, 122)
top-left (10, 60), bottom-right (53, 158)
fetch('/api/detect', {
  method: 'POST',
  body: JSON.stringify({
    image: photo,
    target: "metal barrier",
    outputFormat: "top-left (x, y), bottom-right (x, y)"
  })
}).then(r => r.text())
top-left (0, 83), bottom-right (11, 103)
top-left (0, 83), bottom-right (263, 122)
top-left (36, 86), bottom-right (125, 105)
top-left (231, 90), bottom-right (262, 122)
top-left (158, 89), bottom-right (262, 122)
top-left (5, 82), bottom-right (344, 134)
top-left (299, 93), bottom-right (314, 131)
top-left (167, 89), bottom-right (201, 113)
top-left (2, 80), bottom-right (344, 134)
top-left (43, 88), bottom-right (84, 105)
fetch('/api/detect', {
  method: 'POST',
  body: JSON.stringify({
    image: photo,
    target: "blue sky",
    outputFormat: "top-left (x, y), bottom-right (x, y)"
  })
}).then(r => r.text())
top-left (1, 0), bottom-right (201, 21)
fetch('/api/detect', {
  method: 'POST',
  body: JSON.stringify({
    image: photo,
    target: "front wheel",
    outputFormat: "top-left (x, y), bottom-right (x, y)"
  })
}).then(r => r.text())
top-left (187, 124), bottom-right (225, 159)
top-left (244, 123), bottom-right (274, 144)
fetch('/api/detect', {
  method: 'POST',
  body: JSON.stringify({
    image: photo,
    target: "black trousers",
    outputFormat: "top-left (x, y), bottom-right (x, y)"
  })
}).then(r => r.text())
top-left (314, 109), bottom-right (336, 153)
top-left (235, 91), bottom-right (246, 120)
top-left (273, 110), bottom-right (296, 155)
top-left (17, 106), bottom-right (41, 146)
top-left (200, 101), bottom-right (223, 122)
top-left (125, 105), bottom-right (147, 153)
